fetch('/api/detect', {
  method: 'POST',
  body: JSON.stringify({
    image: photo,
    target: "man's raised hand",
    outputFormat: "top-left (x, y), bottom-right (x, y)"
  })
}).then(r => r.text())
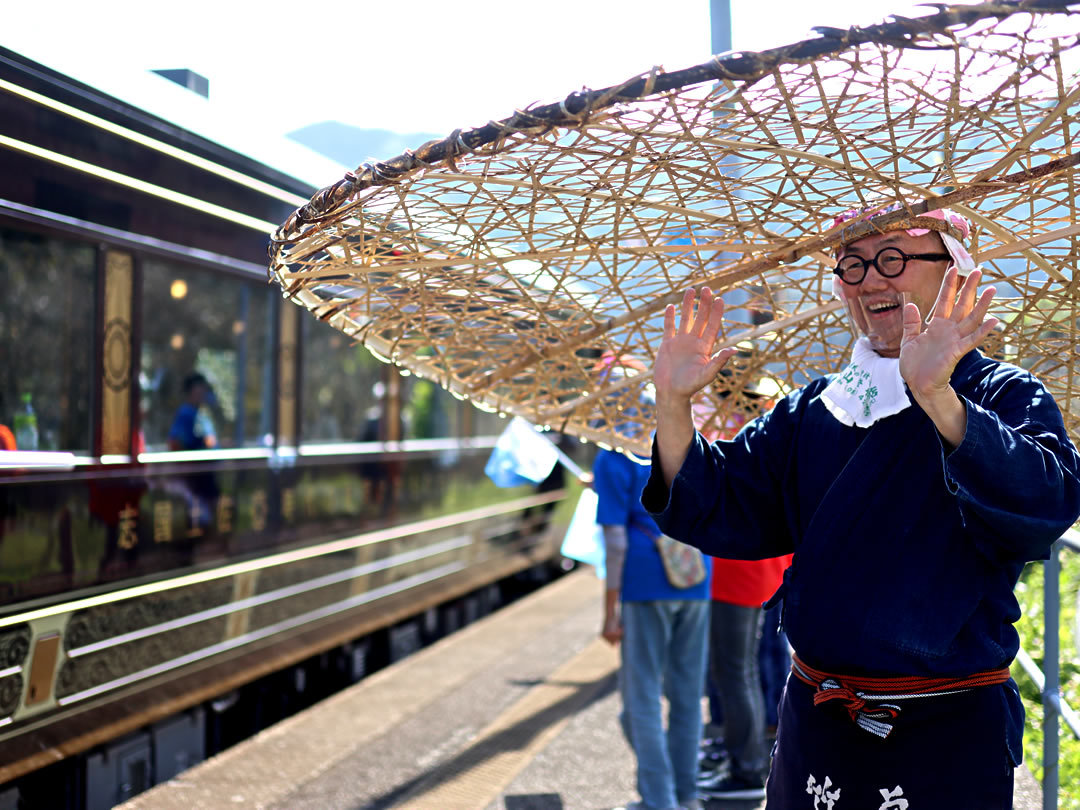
top-left (900, 266), bottom-right (998, 400)
top-left (654, 287), bottom-right (738, 406)
top-left (899, 266), bottom-right (998, 448)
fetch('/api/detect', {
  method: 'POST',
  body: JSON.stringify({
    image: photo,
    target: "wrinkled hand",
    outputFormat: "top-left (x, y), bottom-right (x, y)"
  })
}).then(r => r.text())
top-left (899, 266), bottom-right (998, 401)
top-left (655, 288), bottom-right (739, 406)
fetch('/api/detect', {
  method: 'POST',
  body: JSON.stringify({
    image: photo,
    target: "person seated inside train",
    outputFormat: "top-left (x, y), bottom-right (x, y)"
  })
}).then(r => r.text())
top-left (168, 372), bottom-right (218, 451)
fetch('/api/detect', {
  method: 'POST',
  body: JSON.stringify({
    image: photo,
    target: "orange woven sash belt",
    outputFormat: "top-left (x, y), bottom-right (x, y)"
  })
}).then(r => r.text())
top-left (791, 653), bottom-right (1011, 739)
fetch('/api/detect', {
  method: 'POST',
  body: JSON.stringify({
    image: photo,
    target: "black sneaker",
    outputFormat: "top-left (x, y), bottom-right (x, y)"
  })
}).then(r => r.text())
top-left (699, 774), bottom-right (766, 800)
top-left (696, 763), bottom-right (732, 790)
top-left (700, 735), bottom-right (727, 756)
top-left (697, 739), bottom-right (729, 771)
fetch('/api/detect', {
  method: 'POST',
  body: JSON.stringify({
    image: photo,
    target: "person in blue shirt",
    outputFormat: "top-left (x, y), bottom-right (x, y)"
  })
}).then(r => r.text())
top-left (643, 207), bottom-right (1080, 809)
top-left (168, 373), bottom-right (218, 451)
top-left (596, 443), bottom-right (711, 810)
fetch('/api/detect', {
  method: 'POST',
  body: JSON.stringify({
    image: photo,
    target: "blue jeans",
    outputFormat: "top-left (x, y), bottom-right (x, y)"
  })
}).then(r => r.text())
top-left (619, 599), bottom-right (710, 810)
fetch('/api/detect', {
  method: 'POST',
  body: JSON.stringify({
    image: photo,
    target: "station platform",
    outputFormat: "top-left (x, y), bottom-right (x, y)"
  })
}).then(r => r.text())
top-left (118, 568), bottom-right (1045, 810)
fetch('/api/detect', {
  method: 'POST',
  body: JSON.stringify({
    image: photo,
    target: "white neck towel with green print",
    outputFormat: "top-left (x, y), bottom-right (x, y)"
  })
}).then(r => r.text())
top-left (819, 337), bottom-right (911, 428)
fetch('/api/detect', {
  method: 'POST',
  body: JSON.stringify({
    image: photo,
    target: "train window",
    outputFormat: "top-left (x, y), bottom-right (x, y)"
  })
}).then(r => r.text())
top-left (139, 260), bottom-right (274, 451)
top-left (400, 372), bottom-right (462, 440)
top-left (299, 317), bottom-right (385, 443)
top-left (0, 226), bottom-right (95, 452)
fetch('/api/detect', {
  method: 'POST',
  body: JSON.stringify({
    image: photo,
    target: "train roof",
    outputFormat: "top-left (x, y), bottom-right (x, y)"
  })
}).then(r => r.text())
top-left (0, 42), bottom-right (348, 196)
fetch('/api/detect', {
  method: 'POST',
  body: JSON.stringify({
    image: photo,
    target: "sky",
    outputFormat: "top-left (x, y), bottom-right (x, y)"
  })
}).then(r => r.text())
top-left (3, 0), bottom-right (964, 140)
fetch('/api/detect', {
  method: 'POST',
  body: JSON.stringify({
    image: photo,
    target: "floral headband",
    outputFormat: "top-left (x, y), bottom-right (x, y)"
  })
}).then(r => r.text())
top-left (832, 202), bottom-right (975, 271)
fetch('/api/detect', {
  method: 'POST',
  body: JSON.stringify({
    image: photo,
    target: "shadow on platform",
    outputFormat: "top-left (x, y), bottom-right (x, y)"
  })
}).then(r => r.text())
top-left (356, 672), bottom-right (616, 810)
top-left (504, 794), bottom-right (564, 810)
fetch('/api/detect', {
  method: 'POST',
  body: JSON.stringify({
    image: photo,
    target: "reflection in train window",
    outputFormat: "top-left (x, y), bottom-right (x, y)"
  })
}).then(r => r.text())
top-left (400, 370), bottom-right (463, 441)
top-left (139, 260), bottom-right (274, 451)
top-left (300, 318), bottom-right (386, 443)
top-left (0, 226), bottom-right (95, 452)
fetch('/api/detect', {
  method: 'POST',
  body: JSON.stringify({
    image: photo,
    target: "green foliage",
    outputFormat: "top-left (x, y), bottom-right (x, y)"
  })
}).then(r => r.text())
top-left (1015, 548), bottom-right (1080, 807)
top-left (405, 379), bottom-right (437, 439)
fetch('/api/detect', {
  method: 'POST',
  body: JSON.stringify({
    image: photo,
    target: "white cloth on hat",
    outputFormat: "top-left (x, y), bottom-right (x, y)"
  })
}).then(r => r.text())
top-left (818, 337), bottom-right (911, 428)
top-left (941, 233), bottom-right (975, 272)
top-left (922, 235), bottom-right (979, 322)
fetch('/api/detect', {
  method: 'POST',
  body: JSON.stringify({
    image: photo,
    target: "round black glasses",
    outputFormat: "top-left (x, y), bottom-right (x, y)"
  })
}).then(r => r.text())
top-left (834, 247), bottom-right (951, 285)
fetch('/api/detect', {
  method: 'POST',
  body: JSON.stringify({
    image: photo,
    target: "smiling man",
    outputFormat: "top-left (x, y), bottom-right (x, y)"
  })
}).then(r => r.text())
top-left (643, 206), bottom-right (1080, 808)
top-left (834, 231), bottom-right (953, 357)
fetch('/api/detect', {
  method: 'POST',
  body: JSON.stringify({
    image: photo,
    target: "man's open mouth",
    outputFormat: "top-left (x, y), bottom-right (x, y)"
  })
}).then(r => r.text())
top-left (865, 301), bottom-right (900, 315)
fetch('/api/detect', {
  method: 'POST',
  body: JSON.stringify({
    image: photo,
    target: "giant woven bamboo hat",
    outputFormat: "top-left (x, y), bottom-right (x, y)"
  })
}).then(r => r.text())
top-left (270, 0), bottom-right (1080, 457)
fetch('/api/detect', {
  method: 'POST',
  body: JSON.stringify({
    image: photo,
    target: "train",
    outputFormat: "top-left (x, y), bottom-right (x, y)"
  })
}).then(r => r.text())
top-left (0, 45), bottom-right (577, 809)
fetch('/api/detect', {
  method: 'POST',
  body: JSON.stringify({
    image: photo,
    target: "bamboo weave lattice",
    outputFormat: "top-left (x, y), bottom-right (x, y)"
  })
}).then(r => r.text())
top-left (270, 0), bottom-right (1080, 457)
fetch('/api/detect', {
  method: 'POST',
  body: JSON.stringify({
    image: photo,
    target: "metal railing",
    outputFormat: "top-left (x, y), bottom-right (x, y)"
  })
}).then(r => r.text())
top-left (1016, 528), bottom-right (1080, 810)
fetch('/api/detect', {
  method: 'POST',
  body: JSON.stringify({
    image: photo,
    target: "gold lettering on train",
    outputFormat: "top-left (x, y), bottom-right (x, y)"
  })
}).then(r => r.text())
top-left (117, 504), bottom-right (139, 549)
top-left (342, 481), bottom-right (357, 514)
top-left (282, 487), bottom-right (296, 524)
top-left (251, 490), bottom-right (268, 532)
top-left (153, 501), bottom-right (173, 543)
top-left (216, 495), bottom-right (234, 534)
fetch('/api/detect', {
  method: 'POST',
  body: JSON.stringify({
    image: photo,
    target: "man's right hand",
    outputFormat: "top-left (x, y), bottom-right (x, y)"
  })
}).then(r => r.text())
top-left (655, 287), bottom-right (737, 407)
top-left (653, 288), bottom-right (737, 487)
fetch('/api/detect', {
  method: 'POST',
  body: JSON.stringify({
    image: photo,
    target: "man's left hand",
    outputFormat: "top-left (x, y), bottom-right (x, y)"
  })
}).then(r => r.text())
top-left (899, 266), bottom-right (998, 447)
top-left (900, 266), bottom-right (998, 399)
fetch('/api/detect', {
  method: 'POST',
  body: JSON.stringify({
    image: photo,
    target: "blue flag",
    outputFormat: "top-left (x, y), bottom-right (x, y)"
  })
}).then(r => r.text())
top-left (484, 417), bottom-right (560, 487)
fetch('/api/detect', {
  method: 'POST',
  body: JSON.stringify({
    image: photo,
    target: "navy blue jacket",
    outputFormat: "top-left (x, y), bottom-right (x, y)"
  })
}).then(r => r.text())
top-left (643, 349), bottom-right (1080, 679)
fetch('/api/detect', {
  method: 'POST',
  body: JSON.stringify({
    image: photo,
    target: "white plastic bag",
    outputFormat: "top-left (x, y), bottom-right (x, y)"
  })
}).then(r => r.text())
top-left (559, 488), bottom-right (606, 578)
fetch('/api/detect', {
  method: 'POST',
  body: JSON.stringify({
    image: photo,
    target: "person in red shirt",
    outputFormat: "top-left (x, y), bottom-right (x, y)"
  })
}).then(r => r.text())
top-left (693, 380), bottom-right (792, 801)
